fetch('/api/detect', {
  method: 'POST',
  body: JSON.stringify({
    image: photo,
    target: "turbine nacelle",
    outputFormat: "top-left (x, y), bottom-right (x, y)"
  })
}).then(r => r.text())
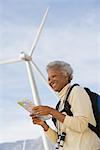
top-left (20, 51), bottom-right (32, 61)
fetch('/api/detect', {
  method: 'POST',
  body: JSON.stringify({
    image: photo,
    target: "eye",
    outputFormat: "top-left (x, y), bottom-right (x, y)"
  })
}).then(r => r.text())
top-left (48, 75), bottom-right (56, 81)
top-left (52, 75), bottom-right (55, 78)
top-left (48, 77), bottom-right (50, 81)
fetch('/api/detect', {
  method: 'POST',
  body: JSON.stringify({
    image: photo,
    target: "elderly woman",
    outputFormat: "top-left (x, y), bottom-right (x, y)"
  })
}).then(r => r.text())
top-left (31, 61), bottom-right (100, 150)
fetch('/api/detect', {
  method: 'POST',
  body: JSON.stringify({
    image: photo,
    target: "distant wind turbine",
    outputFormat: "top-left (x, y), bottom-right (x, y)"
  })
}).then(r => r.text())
top-left (22, 140), bottom-right (26, 150)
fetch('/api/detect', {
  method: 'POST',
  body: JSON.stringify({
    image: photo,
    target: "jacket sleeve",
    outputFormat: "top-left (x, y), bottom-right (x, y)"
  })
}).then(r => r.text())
top-left (45, 127), bottom-right (58, 144)
top-left (61, 86), bottom-right (96, 133)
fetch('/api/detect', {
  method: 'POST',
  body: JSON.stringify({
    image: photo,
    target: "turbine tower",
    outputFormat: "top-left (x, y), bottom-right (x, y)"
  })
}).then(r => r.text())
top-left (0, 8), bottom-right (57, 150)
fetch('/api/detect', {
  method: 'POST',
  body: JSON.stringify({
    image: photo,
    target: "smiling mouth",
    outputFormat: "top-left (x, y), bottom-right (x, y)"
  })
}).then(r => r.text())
top-left (51, 82), bottom-right (57, 88)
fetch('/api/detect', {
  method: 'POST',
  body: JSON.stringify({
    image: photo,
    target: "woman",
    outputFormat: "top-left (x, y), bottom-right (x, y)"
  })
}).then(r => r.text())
top-left (30, 61), bottom-right (100, 150)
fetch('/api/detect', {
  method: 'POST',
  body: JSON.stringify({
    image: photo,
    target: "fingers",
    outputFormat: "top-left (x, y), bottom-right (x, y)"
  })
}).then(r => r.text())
top-left (30, 113), bottom-right (40, 121)
top-left (30, 114), bottom-right (36, 118)
top-left (31, 116), bottom-right (43, 125)
top-left (32, 118), bottom-right (39, 124)
top-left (30, 115), bottom-right (39, 123)
top-left (30, 111), bottom-right (45, 126)
top-left (32, 106), bottom-right (43, 116)
top-left (32, 106), bottom-right (42, 114)
top-left (32, 106), bottom-right (40, 110)
top-left (31, 105), bottom-right (51, 116)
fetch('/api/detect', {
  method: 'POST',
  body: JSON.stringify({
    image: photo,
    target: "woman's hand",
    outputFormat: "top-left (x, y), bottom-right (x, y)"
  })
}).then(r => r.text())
top-left (32, 105), bottom-right (65, 123)
top-left (30, 114), bottom-right (44, 125)
top-left (32, 105), bottom-right (53, 116)
top-left (30, 114), bottom-right (49, 131)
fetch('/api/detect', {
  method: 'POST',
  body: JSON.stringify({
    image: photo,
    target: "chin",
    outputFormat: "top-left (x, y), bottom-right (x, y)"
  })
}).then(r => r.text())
top-left (51, 87), bottom-right (58, 92)
top-left (53, 87), bottom-right (60, 92)
top-left (54, 89), bottom-right (59, 92)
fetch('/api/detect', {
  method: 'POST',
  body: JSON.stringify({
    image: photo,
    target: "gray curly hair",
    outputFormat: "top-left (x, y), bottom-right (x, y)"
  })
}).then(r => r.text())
top-left (46, 61), bottom-right (73, 83)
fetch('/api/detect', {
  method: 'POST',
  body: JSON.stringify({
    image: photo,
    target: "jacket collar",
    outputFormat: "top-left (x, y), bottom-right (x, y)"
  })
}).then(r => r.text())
top-left (58, 83), bottom-right (71, 100)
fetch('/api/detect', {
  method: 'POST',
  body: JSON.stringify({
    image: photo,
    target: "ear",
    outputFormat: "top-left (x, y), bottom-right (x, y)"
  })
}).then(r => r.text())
top-left (65, 75), bottom-right (70, 83)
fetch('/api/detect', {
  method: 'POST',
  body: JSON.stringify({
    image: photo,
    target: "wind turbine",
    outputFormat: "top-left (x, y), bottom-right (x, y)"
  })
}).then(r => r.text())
top-left (0, 8), bottom-right (57, 150)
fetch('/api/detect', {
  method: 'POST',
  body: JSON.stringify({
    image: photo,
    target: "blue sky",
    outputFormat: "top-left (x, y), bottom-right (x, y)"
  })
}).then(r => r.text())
top-left (0, 0), bottom-right (100, 143)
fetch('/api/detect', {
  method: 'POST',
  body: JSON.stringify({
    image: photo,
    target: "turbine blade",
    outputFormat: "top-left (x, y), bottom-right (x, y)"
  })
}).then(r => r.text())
top-left (29, 7), bottom-right (49, 56)
top-left (0, 58), bottom-right (22, 65)
top-left (31, 60), bottom-right (58, 98)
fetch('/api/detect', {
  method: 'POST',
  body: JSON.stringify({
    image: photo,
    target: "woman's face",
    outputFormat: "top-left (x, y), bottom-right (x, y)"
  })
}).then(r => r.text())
top-left (48, 68), bottom-right (69, 92)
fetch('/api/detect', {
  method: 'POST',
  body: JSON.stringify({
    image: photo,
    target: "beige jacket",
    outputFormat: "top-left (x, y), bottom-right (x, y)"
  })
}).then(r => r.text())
top-left (45, 84), bottom-right (100, 150)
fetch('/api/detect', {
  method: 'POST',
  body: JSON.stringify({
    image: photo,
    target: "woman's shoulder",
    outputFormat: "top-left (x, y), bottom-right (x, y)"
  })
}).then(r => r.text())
top-left (70, 84), bottom-right (86, 94)
top-left (68, 84), bottom-right (90, 104)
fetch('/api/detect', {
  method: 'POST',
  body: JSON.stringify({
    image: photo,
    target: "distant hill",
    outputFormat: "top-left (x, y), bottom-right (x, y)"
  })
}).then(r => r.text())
top-left (0, 137), bottom-right (55, 150)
